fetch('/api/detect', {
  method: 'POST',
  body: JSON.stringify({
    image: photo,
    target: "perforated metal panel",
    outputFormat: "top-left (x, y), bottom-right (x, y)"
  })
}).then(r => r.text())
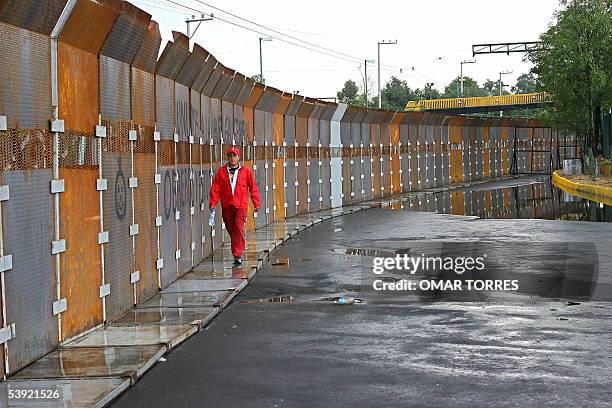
top-left (132, 68), bottom-right (155, 126)
top-left (201, 95), bottom-right (210, 144)
top-left (284, 158), bottom-right (296, 217)
top-left (211, 99), bottom-right (222, 144)
top-left (176, 163), bottom-right (192, 276)
top-left (156, 75), bottom-right (174, 140)
top-left (102, 152), bottom-right (134, 320)
top-left (296, 158), bottom-right (308, 214)
top-left (100, 10), bottom-right (149, 63)
top-left (159, 165), bottom-right (178, 287)
top-left (0, 23), bottom-right (51, 128)
top-left (320, 159), bottom-right (331, 210)
top-left (175, 84), bottom-right (190, 142)
top-left (3, 169), bottom-right (57, 371)
top-left (264, 111), bottom-right (273, 145)
top-left (0, 0), bottom-right (66, 35)
top-left (308, 157), bottom-right (319, 210)
top-left (253, 161), bottom-right (266, 228)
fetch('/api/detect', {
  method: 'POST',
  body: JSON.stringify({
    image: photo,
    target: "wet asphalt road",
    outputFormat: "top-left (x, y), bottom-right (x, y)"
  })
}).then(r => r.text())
top-left (114, 206), bottom-right (612, 408)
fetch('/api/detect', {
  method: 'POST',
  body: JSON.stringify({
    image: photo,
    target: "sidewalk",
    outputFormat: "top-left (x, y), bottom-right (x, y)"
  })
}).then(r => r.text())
top-left (0, 176), bottom-right (518, 407)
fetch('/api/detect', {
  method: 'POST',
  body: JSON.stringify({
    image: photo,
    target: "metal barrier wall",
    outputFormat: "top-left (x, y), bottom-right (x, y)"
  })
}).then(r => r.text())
top-left (0, 0), bottom-right (573, 376)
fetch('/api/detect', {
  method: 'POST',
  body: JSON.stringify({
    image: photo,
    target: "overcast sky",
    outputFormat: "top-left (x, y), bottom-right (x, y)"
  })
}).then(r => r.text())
top-left (132, 0), bottom-right (561, 99)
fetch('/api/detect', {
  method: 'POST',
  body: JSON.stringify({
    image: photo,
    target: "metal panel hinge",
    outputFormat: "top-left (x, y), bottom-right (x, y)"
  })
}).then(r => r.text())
top-left (97, 231), bottom-right (109, 244)
top-left (0, 323), bottom-right (16, 344)
top-left (96, 179), bottom-right (107, 191)
top-left (129, 224), bottom-right (139, 236)
top-left (0, 116), bottom-right (7, 131)
top-left (156, 258), bottom-right (164, 270)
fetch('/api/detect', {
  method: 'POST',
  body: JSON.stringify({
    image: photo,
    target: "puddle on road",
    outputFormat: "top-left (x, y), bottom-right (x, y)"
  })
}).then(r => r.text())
top-left (395, 176), bottom-right (612, 222)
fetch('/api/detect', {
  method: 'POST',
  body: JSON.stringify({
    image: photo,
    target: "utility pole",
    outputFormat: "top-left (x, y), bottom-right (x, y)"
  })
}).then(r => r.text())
top-left (460, 59), bottom-right (476, 97)
top-left (364, 59), bottom-right (374, 108)
top-left (259, 37), bottom-right (273, 82)
top-left (498, 70), bottom-right (513, 117)
top-left (378, 40), bottom-right (397, 108)
top-left (186, 14), bottom-right (213, 47)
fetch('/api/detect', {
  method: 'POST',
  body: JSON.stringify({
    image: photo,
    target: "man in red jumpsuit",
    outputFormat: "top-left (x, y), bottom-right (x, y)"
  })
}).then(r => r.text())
top-left (209, 147), bottom-right (260, 266)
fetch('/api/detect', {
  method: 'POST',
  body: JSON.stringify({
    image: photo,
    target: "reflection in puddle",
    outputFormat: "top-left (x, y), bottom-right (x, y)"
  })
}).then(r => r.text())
top-left (394, 176), bottom-right (612, 222)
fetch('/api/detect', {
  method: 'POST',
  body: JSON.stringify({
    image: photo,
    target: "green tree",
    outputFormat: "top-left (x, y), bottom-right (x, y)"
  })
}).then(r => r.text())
top-left (443, 76), bottom-right (486, 98)
top-left (337, 80), bottom-right (361, 105)
top-left (251, 74), bottom-right (265, 84)
top-left (380, 76), bottom-right (418, 110)
top-left (512, 73), bottom-right (537, 94)
top-left (482, 79), bottom-right (510, 96)
top-left (414, 83), bottom-right (441, 100)
top-left (529, 0), bottom-right (611, 154)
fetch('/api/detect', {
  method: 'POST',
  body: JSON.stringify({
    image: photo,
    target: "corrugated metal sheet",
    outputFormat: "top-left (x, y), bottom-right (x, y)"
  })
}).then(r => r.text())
top-left (3, 169), bottom-right (56, 372)
top-left (132, 20), bottom-right (161, 74)
top-left (0, 23), bottom-right (51, 128)
top-left (0, 0), bottom-right (66, 35)
top-left (100, 3), bottom-right (150, 64)
top-left (99, 56), bottom-right (131, 121)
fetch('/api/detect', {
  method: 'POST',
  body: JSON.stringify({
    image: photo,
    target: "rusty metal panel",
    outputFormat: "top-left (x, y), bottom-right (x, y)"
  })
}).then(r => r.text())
top-left (156, 35), bottom-right (189, 81)
top-left (59, 168), bottom-right (102, 340)
top-left (131, 20), bottom-right (160, 74)
top-left (296, 117), bottom-right (308, 146)
top-left (0, 0), bottom-right (66, 34)
top-left (308, 107), bottom-right (322, 146)
top-left (134, 150), bottom-right (157, 303)
top-left (340, 118), bottom-right (351, 147)
top-left (99, 56), bottom-right (130, 121)
top-left (156, 75), bottom-right (175, 140)
top-left (0, 23), bottom-right (51, 128)
top-left (59, 0), bottom-right (119, 55)
top-left (273, 113), bottom-right (283, 146)
top-left (2, 168), bottom-right (56, 372)
top-left (211, 68), bottom-right (234, 99)
top-left (100, 3), bottom-right (150, 64)
top-left (175, 83), bottom-right (190, 142)
top-left (285, 95), bottom-right (303, 116)
top-left (58, 41), bottom-right (98, 133)
top-left (102, 150), bottom-right (134, 320)
top-left (131, 68), bottom-right (155, 126)
top-left (319, 118), bottom-right (330, 147)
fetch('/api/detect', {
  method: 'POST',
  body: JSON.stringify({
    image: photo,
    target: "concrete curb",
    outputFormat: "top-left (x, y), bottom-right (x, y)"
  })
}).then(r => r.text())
top-left (552, 170), bottom-right (612, 206)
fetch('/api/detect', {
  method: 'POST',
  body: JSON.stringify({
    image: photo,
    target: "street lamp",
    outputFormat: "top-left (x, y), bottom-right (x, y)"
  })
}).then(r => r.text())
top-left (378, 40), bottom-right (397, 108)
top-left (364, 59), bottom-right (375, 108)
top-left (498, 70), bottom-right (513, 117)
top-left (259, 36), bottom-right (273, 83)
top-left (426, 82), bottom-right (434, 100)
top-left (459, 59), bottom-right (476, 97)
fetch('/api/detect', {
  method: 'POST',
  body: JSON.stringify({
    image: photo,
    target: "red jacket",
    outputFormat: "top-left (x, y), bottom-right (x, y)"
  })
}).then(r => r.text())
top-left (209, 163), bottom-right (260, 210)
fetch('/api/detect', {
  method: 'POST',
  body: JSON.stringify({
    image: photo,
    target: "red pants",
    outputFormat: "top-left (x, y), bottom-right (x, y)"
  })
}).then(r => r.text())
top-left (222, 206), bottom-right (247, 257)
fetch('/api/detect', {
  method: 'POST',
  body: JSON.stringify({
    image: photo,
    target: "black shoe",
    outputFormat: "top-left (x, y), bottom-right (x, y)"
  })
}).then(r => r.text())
top-left (233, 257), bottom-right (242, 266)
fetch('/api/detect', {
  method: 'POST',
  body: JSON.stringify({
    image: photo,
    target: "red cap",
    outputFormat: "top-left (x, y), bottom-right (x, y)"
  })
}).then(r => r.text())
top-left (227, 147), bottom-right (240, 157)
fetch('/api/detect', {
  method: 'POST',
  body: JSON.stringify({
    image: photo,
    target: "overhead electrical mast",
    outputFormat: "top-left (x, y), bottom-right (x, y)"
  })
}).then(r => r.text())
top-left (377, 40), bottom-right (397, 108)
top-left (472, 42), bottom-right (542, 56)
top-left (186, 13), bottom-right (213, 46)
